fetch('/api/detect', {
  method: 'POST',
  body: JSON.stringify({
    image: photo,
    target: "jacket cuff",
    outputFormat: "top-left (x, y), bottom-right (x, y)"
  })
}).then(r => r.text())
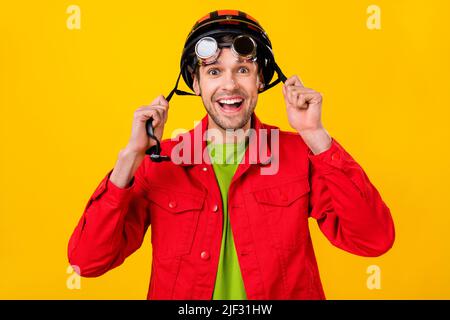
top-left (89, 169), bottom-right (135, 205)
top-left (307, 138), bottom-right (347, 173)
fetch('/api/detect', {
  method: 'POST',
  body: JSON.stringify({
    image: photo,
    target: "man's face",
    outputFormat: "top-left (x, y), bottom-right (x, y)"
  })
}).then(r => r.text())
top-left (193, 48), bottom-right (262, 131)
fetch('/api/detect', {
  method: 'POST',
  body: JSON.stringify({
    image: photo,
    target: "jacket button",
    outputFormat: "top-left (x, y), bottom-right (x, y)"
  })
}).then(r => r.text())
top-left (202, 167), bottom-right (208, 172)
top-left (200, 251), bottom-right (210, 260)
top-left (212, 204), bottom-right (219, 212)
top-left (331, 152), bottom-right (340, 161)
top-left (168, 201), bottom-right (177, 209)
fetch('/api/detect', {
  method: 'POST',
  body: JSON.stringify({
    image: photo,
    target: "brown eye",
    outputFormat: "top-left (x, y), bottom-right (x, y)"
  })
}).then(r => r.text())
top-left (207, 68), bottom-right (220, 76)
top-left (238, 67), bottom-right (249, 73)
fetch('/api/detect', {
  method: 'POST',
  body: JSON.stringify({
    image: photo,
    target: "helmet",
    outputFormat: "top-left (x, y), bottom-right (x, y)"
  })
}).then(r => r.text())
top-left (180, 10), bottom-right (286, 93)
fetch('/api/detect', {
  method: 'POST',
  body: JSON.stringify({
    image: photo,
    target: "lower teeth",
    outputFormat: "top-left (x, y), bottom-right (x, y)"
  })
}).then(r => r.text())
top-left (220, 102), bottom-right (242, 108)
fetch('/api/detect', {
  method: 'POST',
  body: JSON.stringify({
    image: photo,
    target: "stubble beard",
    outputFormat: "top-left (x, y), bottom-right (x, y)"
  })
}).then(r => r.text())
top-left (203, 95), bottom-right (256, 131)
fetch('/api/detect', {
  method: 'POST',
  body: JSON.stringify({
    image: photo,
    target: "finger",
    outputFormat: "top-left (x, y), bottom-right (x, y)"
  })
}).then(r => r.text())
top-left (298, 92), bottom-right (322, 109)
top-left (284, 76), bottom-right (297, 87)
top-left (151, 108), bottom-right (165, 126)
top-left (282, 85), bottom-right (291, 106)
top-left (284, 75), bottom-right (304, 88)
top-left (148, 105), bottom-right (168, 113)
top-left (148, 94), bottom-right (169, 108)
top-left (289, 90), bottom-right (300, 108)
top-left (136, 105), bottom-right (168, 120)
top-left (150, 105), bottom-right (169, 122)
top-left (136, 105), bottom-right (149, 111)
top-left (282, 84), bottom-right (289, 103)
top-left (149, 110), bottom-right (163, 128)
top-left (294, 75), bottom-right (304, 87)
top-left (136, 109), bottom-right (163, 127)
top-left (152, 105), bottom-right (167, 111)
top-left (149, 95), bottom-right (162, 105)
top-left (296, 92), bottom-right (308, 109)
top-left (293, 86), bottom-right (314, 93)
top-left (135, 109), bottom-right (159, 122)
top-left (138, 103), bottom-right (169, 111)
top-left (288, 89), bottom-right (313, 109)
top-left (288, 87), bottom-right (316, 97)
top-left (154, 94), bottom-right (169, 107)
top-left (284, 85), bottom-right (295, 106)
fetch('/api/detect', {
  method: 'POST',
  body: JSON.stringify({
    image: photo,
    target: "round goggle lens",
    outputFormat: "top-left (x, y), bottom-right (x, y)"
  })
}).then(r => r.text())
top-left (233, 35), bottom-right (256, 57)
top-left (195, 37), bottom-right (218, 59)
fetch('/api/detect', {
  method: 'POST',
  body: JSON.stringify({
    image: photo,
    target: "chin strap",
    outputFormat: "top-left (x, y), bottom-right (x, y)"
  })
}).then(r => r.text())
top-left (165, 71), bottom-right (197, 101)
top-left (260, 61), bottom-right (287, 92)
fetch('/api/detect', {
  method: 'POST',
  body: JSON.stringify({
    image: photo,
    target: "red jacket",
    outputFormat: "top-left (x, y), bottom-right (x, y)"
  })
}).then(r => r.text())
top-left (68, 113), bottom-right (395, 299)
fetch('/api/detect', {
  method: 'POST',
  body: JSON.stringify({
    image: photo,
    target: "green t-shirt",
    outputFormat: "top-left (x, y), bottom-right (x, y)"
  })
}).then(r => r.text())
top-left (207, 140), bottom-right (248, 300)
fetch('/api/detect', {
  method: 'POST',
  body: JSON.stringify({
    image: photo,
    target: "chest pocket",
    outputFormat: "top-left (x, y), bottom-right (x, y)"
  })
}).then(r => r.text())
top-left (252, 176), bottom-right (310, 251)
top-left (146, 186), bottom-right (205, 258)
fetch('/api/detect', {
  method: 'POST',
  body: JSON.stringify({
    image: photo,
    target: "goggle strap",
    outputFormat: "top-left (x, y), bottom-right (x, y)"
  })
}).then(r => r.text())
top-left (174, 89), bottom-right (197, 96)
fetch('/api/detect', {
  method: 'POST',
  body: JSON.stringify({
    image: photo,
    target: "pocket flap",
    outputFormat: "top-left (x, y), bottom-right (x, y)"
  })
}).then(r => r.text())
top-left (253, 176), bottom-right (310, 207)
top-left (146, 186), bottom-right (205, 213)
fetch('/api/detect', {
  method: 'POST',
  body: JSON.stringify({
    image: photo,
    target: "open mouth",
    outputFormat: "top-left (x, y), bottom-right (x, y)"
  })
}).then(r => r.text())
top-left (215, 97), bottom-right (245, 113)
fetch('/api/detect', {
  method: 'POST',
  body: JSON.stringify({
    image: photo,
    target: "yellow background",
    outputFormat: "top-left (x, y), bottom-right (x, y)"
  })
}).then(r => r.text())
top-left (1, 0), bottom-right (449, 299)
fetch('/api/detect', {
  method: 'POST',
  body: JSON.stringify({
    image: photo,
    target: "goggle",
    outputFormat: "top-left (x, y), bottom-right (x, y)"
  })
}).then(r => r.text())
top-left (195, 35), bottom-right (258, 65)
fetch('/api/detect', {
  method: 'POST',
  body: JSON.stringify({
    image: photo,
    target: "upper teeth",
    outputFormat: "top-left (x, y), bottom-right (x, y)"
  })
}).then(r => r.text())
top-left (218, 98), bottom-right (243, 104)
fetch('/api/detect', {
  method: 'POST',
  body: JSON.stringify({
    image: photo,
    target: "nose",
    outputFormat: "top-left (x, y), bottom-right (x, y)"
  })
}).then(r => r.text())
top-left (221, 70), bottom-right (239, 91)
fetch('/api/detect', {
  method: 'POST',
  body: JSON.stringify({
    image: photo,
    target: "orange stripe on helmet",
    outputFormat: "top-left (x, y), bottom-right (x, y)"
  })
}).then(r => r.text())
top-left (245, 13), bottom-right (258, 23)
top-left (196, 13), bottom-right (210, 24)
top-left (217, 10), bottom-right (240, 16)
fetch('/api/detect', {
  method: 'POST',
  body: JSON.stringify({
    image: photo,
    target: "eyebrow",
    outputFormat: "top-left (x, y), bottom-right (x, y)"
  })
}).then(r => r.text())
top-left (206, 60), bottom-right (221, 67)
top-left (205, 59), bottom-right (253, 67)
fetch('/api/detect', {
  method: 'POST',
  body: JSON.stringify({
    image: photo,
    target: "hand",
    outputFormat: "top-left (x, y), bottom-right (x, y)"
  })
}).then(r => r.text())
top-left (282, 75), bottom-right (324, 133)
top-left (282, 75), bottom-right (331, 154)
top-left (125, 94), bottom-right (169, 155)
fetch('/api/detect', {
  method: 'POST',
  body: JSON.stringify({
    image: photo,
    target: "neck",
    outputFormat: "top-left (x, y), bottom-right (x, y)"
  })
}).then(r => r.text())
top-left (207, 116), bottom-right (252, 144)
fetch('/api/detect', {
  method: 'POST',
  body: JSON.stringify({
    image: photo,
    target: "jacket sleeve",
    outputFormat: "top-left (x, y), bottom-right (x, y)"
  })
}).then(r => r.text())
top-left (67, 159), bottom-right (150, 277)
top-left (308, 138), bottom-right (395, 257)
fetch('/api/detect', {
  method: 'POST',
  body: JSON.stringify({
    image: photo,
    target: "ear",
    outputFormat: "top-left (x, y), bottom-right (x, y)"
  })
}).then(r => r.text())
top-left (257, 71), bottom-right (265, 91)
top-left (192, 73), bottom-right (201, 96)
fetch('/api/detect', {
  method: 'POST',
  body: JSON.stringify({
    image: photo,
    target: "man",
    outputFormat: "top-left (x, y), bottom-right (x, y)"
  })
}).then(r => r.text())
top-left (68, 10), bottom-right (395, 300)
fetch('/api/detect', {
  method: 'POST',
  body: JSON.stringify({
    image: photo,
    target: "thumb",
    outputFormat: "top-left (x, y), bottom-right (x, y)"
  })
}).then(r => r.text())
top-left (151, 94), bottom-right (168, 107)
top-left (282, 82), bottom-right (294, 106)
top-left (157, 94), bottom-right (169, 107)
top-left (284, 75), bottom-right (304, 88)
